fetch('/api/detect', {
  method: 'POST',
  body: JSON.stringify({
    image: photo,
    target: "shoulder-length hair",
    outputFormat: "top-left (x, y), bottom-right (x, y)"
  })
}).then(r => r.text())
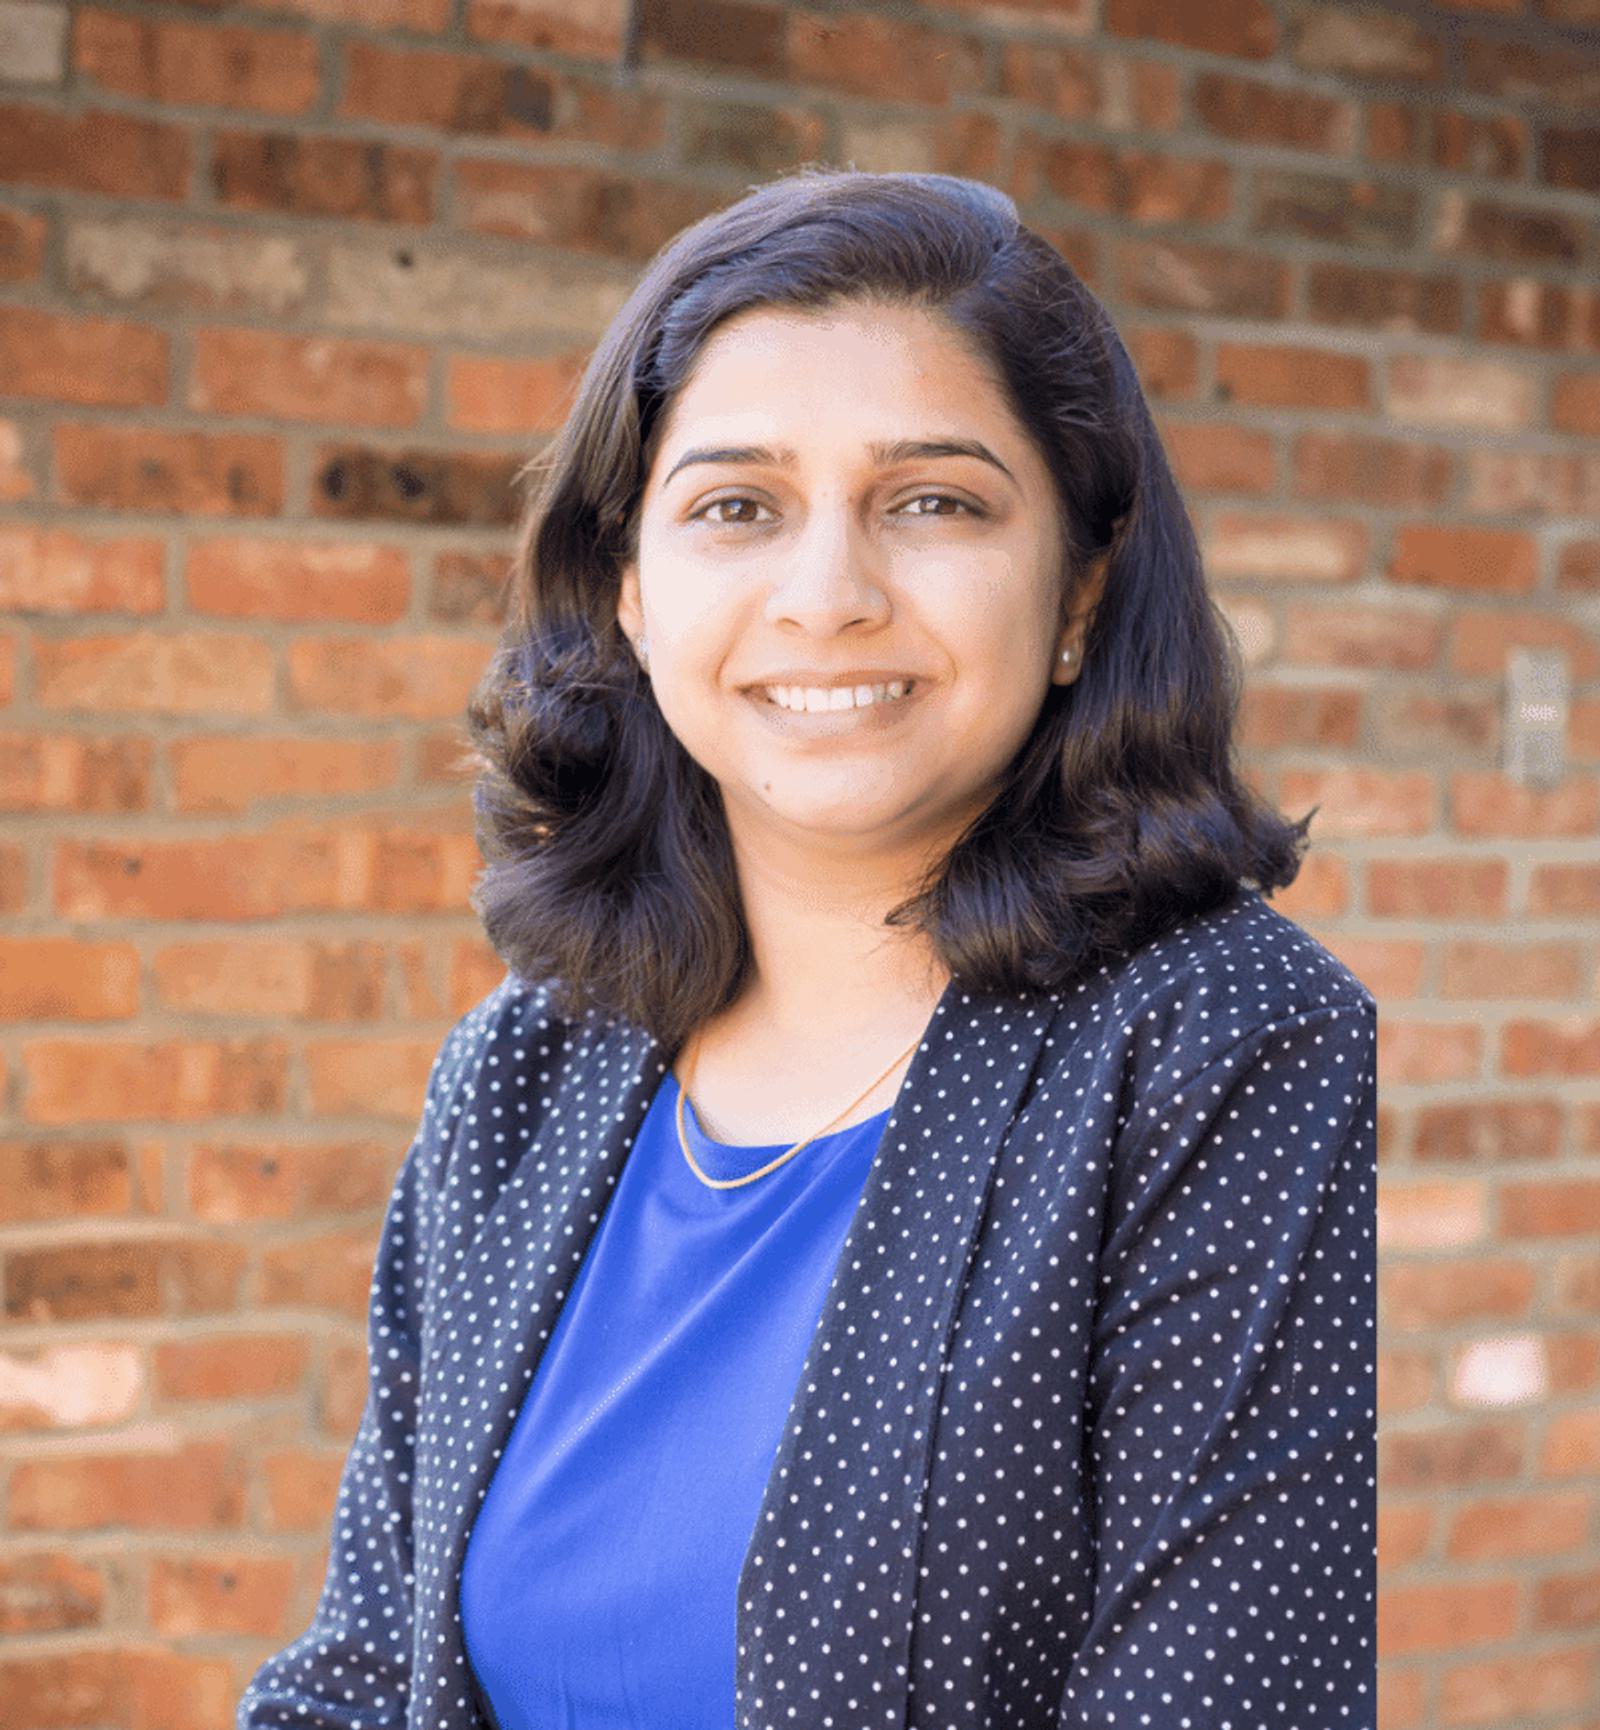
top-left (465, 166), bottom-right (1315, 1051)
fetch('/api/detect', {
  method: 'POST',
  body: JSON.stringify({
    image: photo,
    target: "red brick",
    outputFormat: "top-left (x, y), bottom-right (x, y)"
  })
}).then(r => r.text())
top-left (468, 0), bottom-right (627, 54)
top-left (1448, 1490), bottom-right (1593, 1561)
top-left (150, 1553), bottom-right (297, 1638)
top-left (7, 1436), bottom-right (247, 1531)
top-left (1304, 260), bottom-right (1462, 334)
top-left (54, 425), bottom-right (283, 517)
top-left (0, 1139), bottom-right (132, 1224)
top-left (1437, 938), bottom-right (1584, 1000)
top-left (1433, 108), bottom-right (1529, 178)
top-left (1368, 857), bottom-right (1509, 920)
top-left (0, 305), bottom-right (167, 407)
top-left (186, 534), bottom-right (410, 623)
top-left (1377, 1179), bottom-right (1488, 1252)
top-left (1254, 167), bottom-right (1418, 249)
top-left (1190, 69), bottom-right (1356, 150)
top-left (1106, 0), bottom-right (1276, 55)
top-left (304, 1033), bottom-right (441, 1118)
top-left (1502, 1014), bottom-right (1600, 1077)
top-left (260, 1224), bottom-right (382, 1316)
top-left (0, 1552), bottom-right (107, 1635)
top-left (75, 9), bottom-right (321, 113)
top-left (191, 328), bottom-right (427, 427)
top-left (1388, 524), bottom-right (1539, 594)
top-left (0, 203), bottom-right (47, 282)
top-left (0, 104), bottom-right (190, 199)
top-left (54, 825), bottom-right (479, 920)
top-left (152, 937), bottom-right (389, 1019)
top-left (256, 0), bottom-right (448, 25)
top-left (0, 1650), bottom-right (236, 1730)
top-left (0, 526), bottom-right (164, 614)
top-left (287, 633), bottom-right (492, 717)
top-left (1532, 1567), bottom-right (1600, 1633)
top-left (188, 1137), bottom-right (396, 1223)
top-left (1437, 1650), bottom-right (1594, 1724)
top-left (1381, 1582), bottom-right (1522, 1656)
top-left (341, 37), bottom-right (667, 149)
top-left (153, 1332), bottom-right (310, 1403)
top-left (1382, 1420), bottom-right (1526, 1491)
top-left (1450, 604), bottom-right (1600, 679)
top-left (1214, 342), bottom-right (1372, 409)
top-left (0, 938), bottom-right (138, 1020)
top-left (1454, 775), bottom-right (1599, 841)
top-left (262, 1447), bottom-right (344, 1532)
top-left (1280, 597), bottom-right (1444, 673)
top-left (170, 734), bottom-right (402, 815)
top-left (0, 416), bottom-right (32, 500)
top-left (33, 632), bottom-right (274, 716)
top-left (1160, 418), bottom-right (1274, 493)
top-left (1292, 430), bottom-right (1455, 507)
top-left (1382, 1258), bottom-right (1536, 1329)
top-left (212, 130), bottom-right (435, 223)
top-left (1540, 1406), bottom-right (1600, 1477)
top-left (20, 1038), bottom-right (289, 1124)
top-left (446, 350), bottom-right (587, 434)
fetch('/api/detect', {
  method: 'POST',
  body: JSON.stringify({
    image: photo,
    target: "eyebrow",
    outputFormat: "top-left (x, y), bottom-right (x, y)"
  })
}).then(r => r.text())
top-left (660, 437), bottom-right (1017, 490)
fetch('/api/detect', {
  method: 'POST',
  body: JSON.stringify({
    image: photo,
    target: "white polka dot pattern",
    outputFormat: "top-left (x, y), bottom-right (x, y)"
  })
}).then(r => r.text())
top-left (237, 885), bottom-right (1377, 1730)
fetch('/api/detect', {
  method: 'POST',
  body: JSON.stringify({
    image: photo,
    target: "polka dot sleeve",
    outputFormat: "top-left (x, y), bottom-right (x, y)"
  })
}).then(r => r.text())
top-left (1062, 1000), bottom-right (1378, 1730)
top-left (235, 1011), bottom-right (469, 1728)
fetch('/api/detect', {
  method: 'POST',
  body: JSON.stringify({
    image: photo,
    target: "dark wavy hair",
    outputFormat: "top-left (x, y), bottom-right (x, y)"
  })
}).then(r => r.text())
top-left (464, 166), bottom-right (1315, 1051)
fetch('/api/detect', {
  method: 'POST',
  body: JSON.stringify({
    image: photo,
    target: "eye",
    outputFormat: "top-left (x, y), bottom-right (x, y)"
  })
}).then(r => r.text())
top-left (900, 492), bottom-right (981, 519)
top-left (692, 495), bottom-right (773, 527)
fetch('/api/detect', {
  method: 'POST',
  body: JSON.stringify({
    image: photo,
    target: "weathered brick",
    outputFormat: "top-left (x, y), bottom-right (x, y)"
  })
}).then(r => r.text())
top-left (212, 130), bottom-right (436, 223)
top-left (1388, 354), bottom-right (1540, 430)
top-left (0, 526), bottom-right (165, 614)
top-left (20, 1038), bottom-right (289, 1124)
top-left (7, 1436), bottom-right (247, 1531)
top-left (0, 733), bottom-right (154, 814)
top-left (152, 937), bottom-right (390, 1020)
top-left (187, 536), bottom-right (411, 624)
top-left (1436, 1649), bottom-right (1594, 1723)
top-left (54, 426), bottom-right (283, 516)
top-left (1253, 167), bottom-right (1418, 248)
top-left (33, 631), bottom-right (275, 716)
top-left (1307, 259), bottom-right (1452, 333)
top-left (1016, 135), bottom-right (1232, 223)
top-left (1291, 5), bottom-right (1443, 80)
top-left (262, 1447), bottom-right (344, 1532)
top-left (468, 0), bottom-right (633, 56)
top-left (0, 0), bottom-right (67, 84)
top-left (1116, 237), bottom-right (1290, 317)
top-left (191, 328), bottom-right (427, 426)
top-left (1388, 524), bottom-right (1539, 593)
top-left (65, 217), bottom-right (313, 316)
top-left (75, 9), bottom-right (321, 112)
top-left (0, 417), bottom-right (34, 500)
top-left (1214, 343), bottom-right (1371, 409)
top-left (1433, 109), bottom-right (1528, 179)
top-left (1190, 69), bottom-right (1356, 152)
top-left (1378, 1578), bottom-right (1521, 1655)
top-left (0, 104), bottom-right (190, 199)
top-left (1433, 190), bottom-right (1585, 264)
top-left (998, 42), bottom-right (1180, 131)
top-left (454, 158), bottom-right (725, 257)
top-left (0, 1341), bottom-right (142, 1431)
top-left (0, 1650), bottom-right (236, 1730)
top-left (1292, 430), bottom-right (1455, 507)
top-left (1106, 0), bottom-right (1275, 57)
top-left (0, 1552), bottom-right (106, 1635)
top-left (428, 547), bottom-right (512, 623)
top-left (0, 1139), bottom-right (132, 1223)
top-left (323, 238), bottom-right (628, 338)
top-left (312, 442), bottom-right (521, 526)
top-left (287, 632), bottom-right (492, 717)
top-left (255, 0), bottom-right (448, 26)
top-left (341, 37), bottom-right (667, 149)
top-left (260, 1224), bottom-right (382, 1316)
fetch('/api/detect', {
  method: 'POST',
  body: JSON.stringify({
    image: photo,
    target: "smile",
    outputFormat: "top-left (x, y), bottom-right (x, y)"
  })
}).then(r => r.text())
top-left (759, 680), bottom-right (915, 712)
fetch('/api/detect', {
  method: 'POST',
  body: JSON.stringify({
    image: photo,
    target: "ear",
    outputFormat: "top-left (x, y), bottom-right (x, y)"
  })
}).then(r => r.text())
top-left (615, 557), bottom-right (642, 645)
top-left (1052, 547), bottom-right (1111, 684)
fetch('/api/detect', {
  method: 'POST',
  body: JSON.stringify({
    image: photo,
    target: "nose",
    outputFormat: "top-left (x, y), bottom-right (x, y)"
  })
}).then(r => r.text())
top-left (761, 499), bottom-right (891, 634)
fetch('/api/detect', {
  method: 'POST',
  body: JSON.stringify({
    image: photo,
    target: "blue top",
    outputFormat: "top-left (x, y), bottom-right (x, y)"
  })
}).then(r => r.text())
top-left (459, 1069), bottom-right (892, 1730)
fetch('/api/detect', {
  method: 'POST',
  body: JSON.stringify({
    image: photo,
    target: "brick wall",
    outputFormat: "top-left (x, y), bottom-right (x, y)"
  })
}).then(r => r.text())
top-left (0, 1), bottom-right (1597, 1725)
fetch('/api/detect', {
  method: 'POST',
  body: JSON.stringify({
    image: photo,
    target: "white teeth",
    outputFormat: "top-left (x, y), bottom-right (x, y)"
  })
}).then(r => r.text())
top-left (760, 680), bottom-right (913, 711)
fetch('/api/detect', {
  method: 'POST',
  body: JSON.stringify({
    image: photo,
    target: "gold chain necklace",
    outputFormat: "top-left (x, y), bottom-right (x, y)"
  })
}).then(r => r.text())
top-left (675, 1023), bottom-right (924, 1191)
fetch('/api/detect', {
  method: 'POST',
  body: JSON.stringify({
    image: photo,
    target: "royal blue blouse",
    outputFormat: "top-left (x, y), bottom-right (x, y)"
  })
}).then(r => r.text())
top-left (459, 1069), bottom-right (892, 1730)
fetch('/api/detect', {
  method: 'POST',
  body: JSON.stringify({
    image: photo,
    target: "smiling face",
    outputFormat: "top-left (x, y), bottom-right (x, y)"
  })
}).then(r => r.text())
top-left (615, 298), bottom-right (1107, 869)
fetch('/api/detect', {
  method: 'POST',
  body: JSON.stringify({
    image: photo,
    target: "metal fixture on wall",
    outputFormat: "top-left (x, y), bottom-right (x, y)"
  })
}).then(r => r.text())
top-left (1503, 648), bottom-right (1569, 790)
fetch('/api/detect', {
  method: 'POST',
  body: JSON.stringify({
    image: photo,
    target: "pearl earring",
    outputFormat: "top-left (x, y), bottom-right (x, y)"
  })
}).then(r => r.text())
top-left (1060, 646), bottom-right (1075, 663)
top-left (637, 634), bottom-right (649, 669)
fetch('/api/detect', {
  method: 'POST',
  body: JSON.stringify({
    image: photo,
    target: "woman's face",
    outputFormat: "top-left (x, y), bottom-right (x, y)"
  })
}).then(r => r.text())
top-left (616, 299), bottom-right (1106, 866)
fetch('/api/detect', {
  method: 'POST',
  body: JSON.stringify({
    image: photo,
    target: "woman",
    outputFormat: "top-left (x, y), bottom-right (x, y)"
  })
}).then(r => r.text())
top-left (238, 169), bottom-right (1377, 1730)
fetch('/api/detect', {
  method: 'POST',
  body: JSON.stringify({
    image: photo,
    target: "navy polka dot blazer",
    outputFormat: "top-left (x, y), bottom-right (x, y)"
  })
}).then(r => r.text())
top-left (237, 884), bottom-right (1378, 1730)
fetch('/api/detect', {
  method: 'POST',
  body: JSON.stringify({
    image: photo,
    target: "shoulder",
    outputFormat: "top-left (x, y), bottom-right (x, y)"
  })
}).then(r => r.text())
top-left (1073, 886), bottom-right (1376, 1108)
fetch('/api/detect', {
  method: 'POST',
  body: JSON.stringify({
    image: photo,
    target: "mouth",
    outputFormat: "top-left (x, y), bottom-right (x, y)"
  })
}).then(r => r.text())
top-left (747, 678), bottom-right (919, 714)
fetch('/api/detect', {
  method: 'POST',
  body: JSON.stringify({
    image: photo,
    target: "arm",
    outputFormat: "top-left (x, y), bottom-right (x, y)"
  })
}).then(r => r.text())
top-left (237, 1015), bottom-right (465, 1729)
top-left (1062, 999), bottom-right (1378, 1730)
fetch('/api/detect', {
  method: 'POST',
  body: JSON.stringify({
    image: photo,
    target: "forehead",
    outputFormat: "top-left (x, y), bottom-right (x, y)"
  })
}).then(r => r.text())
top-left (651, 301), bottom-right (1032, 475)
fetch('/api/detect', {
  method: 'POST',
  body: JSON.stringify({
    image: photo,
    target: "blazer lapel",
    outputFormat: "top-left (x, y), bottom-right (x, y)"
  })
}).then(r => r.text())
top-left (415, 978), bottom-right (1058, 1729)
